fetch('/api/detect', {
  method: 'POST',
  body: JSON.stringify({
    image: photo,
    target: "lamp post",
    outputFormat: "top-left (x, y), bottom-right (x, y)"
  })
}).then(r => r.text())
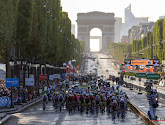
top-left (9, 56), bottom-right (15, 108)
top-left (16, 57), bottom-right (21, 92)
top-left (46, 62), bottom-right (50, 84)
top-left (34, 58), bottom-right (40, 96)
top-left (72, 58), bottom-right (76, 81)
top-left (41, 63), bottom-right (46, 75)
top-left (22, 58), bottom-right (27, 88)
top-left (26, 59), bottom-right (31, 78)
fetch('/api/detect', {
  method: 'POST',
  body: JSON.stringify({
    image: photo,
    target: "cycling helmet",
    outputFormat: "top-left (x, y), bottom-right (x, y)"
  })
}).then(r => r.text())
top-left (153, 89), bottom-right (157, 93)
top-left (113, 99), bottom-right (117, 103)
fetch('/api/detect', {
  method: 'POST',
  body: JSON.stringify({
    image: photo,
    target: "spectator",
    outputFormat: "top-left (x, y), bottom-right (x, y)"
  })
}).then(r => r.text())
top-left (148, 91), bottom-right (158, 120)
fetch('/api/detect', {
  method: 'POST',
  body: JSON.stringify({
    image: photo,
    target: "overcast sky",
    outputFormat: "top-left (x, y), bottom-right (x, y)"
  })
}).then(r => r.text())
top-left (61, 0), bottom-right (165, 24)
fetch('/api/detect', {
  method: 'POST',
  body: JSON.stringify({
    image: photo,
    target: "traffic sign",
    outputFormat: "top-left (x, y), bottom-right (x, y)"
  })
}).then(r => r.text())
top-left (135, 73), bottom-right (146, 78)
top-left (146, 74), bottom-right (160, 80)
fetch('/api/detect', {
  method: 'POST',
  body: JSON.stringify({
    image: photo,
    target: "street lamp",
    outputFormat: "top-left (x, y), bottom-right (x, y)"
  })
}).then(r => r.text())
top-left (9, 56), bottom-right (15, 108)
top-left (16, 57), bottom-right (21, 65)
top-left (22, 58), bottom-right (27, 88)
top-left (41, 63), bottom-right (46, 75)
top-left (45, 62), bottom-right (50, 84)
top-left (22, 58), bottom-right (27, 66)
top-left (72, 58), bottom-right (76, 77)
top-left (26, 59), bottom-right (31, 78)
top-left (34, 58), bottom-right (40, 91)
top-left (16, 57), bottom-right (22, 93)
top-left (9, 56), bottom-right (15, 67)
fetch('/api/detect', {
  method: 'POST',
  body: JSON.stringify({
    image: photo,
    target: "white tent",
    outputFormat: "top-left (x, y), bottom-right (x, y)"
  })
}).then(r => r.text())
top-left (0, 63), bottom-right (6, 79)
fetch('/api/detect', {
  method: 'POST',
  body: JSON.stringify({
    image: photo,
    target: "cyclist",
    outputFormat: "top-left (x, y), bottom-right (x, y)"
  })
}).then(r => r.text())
top-left (111, 99), bottom-right (118, 121)
top-left (59, 94), bottom-right (64, 112)
top-left (90, 94), bottom-right (95, 113)
top-left (106, 96), bottom-right (111, 114)
top-left (119, 98), bottom-right (126, 119)
top-left (79, 94), bottom-right (84, 114)
top-left (42, 94), bottom-right (48, 110)
top-left (85, 94), bottom-right (90, 114)
top-left (72, 93), bottom-right (78, 112)
top-left (100, 94), bottom-right (105, 112)
top-left (43, 94), bottom-right (48, 103)
top-left (79, 94), bottom-right (84, 104)
top-left (95, 95), bottom-right (101, 113)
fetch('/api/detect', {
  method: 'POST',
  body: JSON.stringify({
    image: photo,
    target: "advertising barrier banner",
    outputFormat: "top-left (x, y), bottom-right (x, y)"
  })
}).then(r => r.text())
top-left (0, 96), bottom-right (11, 107)
top-left (131, 60), bottom-right (153, 66)
top-left (25, 78), bottom-right (34, 86)
top-left (61, 73), bottom-right (66, 78)
top-left (125, 59), bottom-right (159, 66)
top-left (39, 75), bottom-right (48, 81)
top-left (6, 78), bottom-right (19, 87)
top-left (53, 74), bottom-right (61, 79)
top-left (49, 75), bottom-right (54, 80)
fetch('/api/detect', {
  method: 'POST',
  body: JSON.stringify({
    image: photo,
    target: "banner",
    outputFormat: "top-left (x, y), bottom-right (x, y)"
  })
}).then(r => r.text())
top-left (49, 75), bottom-right (54, 80)
top-left (39, 75), bottom-right (48, 81)
top-left (0, 96), bottom-right (11, 107)
top-left (61, 73), bottom-right (66, 78)
top-left (25, 78), bottom-right (34, 86)
top-left (125, 59), bottom-right (160, 66)
top-left (6, 78), bottom-right (19, 87)
top-left (131, 60), bottom-right (153, 66)
top-left (53, 74), bottom-right (61, 79)
top-left (29, 74), bottom-right (34, 78)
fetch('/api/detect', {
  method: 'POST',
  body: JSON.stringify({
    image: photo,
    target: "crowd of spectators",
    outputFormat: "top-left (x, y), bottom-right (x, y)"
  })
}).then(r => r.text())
top-left (0, 86), bottom-right (10, 97)
top-left (0, 78), bottom-right (69, 105)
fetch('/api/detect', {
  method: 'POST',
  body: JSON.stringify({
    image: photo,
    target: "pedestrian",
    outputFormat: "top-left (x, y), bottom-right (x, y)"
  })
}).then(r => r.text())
top-left (148, 90), bottom-right (158, 120)
top-left (115, 77), bottom-right (119, 85)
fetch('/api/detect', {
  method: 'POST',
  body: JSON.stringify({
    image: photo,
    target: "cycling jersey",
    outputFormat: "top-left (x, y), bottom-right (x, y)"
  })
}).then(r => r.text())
top-left (59, 97), bottom-right (63, 102)
top-left (85, 97), bottom-right (90, 104)
top-left (112, 102), bottom-right (117, 111)
top-left (79, 96), bottom-right (84, 103)
top-left (68, 96), bottom-right (72, 103)
top-left (106, 98), bottom-right (111, 106)
top-left (96, 97), bottom-right (100, 105)
top-left (43, 96), bottom-right (48, 102)
top-left (72, 96), bottom-right (77, 101)
top-left (120, 101), bottom-right (125, 108)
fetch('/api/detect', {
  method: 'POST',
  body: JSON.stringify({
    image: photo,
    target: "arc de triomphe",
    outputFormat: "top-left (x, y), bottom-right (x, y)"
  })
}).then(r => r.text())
top-left (77, 11), bottom-right (115, 52)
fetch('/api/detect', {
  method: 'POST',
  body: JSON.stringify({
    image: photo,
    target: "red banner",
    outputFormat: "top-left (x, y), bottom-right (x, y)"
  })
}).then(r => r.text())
top-left (39, 75), bottom-right (48, 81)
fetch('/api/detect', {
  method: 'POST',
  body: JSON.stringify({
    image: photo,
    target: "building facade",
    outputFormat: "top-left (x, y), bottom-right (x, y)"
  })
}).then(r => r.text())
top-left (121, 4), bottom-right (148, 37)
top-left (115, 17), bottom-right (122, 43)
top-left (127, 22), bottom-right (155, 43)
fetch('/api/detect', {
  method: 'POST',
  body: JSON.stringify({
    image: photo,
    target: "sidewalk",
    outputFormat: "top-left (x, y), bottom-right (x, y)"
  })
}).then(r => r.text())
top-left (124, 78), bottom-right (165, 100)
top-left (121, 85), bottom-right (165, 125)
top-left (0, 96), bottom-right (42, 124)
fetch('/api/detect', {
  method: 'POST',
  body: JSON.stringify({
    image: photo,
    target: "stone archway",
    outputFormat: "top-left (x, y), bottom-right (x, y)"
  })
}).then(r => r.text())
top-left (77, 11), bottom-right (115, 52)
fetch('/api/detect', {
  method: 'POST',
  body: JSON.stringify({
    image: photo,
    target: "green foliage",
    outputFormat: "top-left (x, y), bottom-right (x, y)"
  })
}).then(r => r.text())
top-left (109, 42), bottom-right (132, 62)
top-left (0, 0), bottom-right (82, 66)
top-left (111, 18), bottom-right (165, 63)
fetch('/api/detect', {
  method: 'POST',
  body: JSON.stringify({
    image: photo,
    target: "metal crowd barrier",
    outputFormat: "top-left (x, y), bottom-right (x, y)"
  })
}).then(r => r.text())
top-left (127, 100), bottom-right (157, 125)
